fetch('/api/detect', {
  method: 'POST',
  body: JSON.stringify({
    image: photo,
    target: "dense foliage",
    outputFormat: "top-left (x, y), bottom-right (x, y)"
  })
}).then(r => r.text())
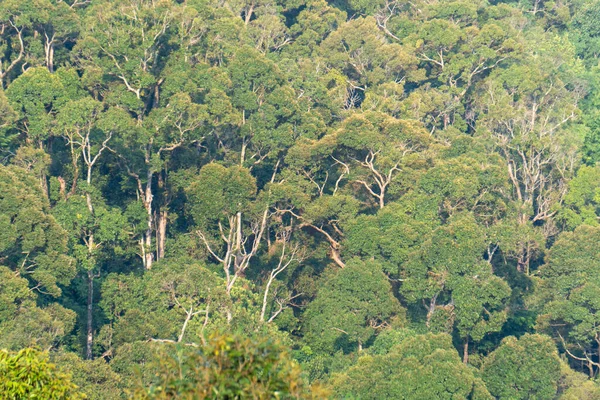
top-left (2, 0), bottom-right (600, 398)
top-left (0, 348), bottom-right (82, 399)
top-left (134, 333), bottom-right (325, 399)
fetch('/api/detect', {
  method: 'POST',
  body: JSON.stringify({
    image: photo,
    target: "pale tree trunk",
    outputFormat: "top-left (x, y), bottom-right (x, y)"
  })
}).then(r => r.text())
top-left (79, 127), bottom-right (111, 360)
top-left (355, 151), bottom-right (401, 209)
top-left (0, 22), bottom-right (25, 88)
top-left (303, 222), bottom-right (345, 268)
top-left (86, 270), bottom-right (94, 359)
top-left (157, 209), bottom-right (167, 260)
top-left (156, 172), bottom-right (168, 261)
top-left (260, 239), bottom-right (301, 323)
top-left (85, 165), bottom-right (95, 360)
top-left (143, 171), bottom-right (154, 269)
top-left (276, 208), bottom-right (346, 269)
top-left (425, 294), bottom-right (438, 328)
top-left (260, 274), bottom-right (276, 322)
top-left (124, 165), bottom-right (155, 270)
top-left (86, 164), bottom-right (94, 211)
top-left (559, 333), bottom-right (600, 378)
top-left (198, 161), bottom-right (281, 299)
top-left (463, 339), bottom-right (469, 364)
top-left (244, 3), bottom-right (255, 25)
top-left (44, 33), bottom-right (55, 73)
top-left (123, 161), bottom-right (154, 270)
top-left (137, 152), bottom-right (155, 270)
top-left (330, 246), bottom-right (345, 269)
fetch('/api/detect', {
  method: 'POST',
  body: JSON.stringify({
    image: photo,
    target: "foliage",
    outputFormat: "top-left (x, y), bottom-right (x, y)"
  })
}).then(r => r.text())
top-left (133, 333), bottom-right (325, 399)
top-left (331, 333), bottom-right (492, 399)
top-left (481, 334), bottom-right (562, 399)
top-left (303, 258), bottom-right (405, 354)
top-left (53, 351), bottom-right (122, 400)
top-left (0, 348), bottom-right (83, 399)
top-left (0, 0), bottom-right (599, 396)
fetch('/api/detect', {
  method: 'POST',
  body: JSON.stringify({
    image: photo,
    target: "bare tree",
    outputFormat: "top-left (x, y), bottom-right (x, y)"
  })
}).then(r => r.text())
top-left (260, 231), bottom-right (305, 323)
top-left (60, 101), bottom-right (112, 360)
top-left (197, 162), bottom-right (280, 295)
top-left (0, 20), bottom-right (25, 88)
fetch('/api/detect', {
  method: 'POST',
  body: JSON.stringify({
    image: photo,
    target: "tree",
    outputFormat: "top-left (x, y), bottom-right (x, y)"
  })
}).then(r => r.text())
top-left (133, 333), bottom-right (325, 399)
top-left (320, 16), bottom-right (419, 111)
top-left (331, 333), bottom-right (492, 399)
top-left (56, 97), bottom-right (110, 196)
top-left (481, 334), bottom-right (562, 399)
top-left (0, 0), bottom-right (78, 80)
top-left (259, 233), bottom-right (305, 324)
top-left (556, 165), bottom-right (600, 230)
top-left (558, 359), bottom-right (600, 400)
top-left (279, 135), bottom-right (360, 268)
top-left (6, 67), bottom-right (82, 146)
top-left (344, 199), bottom-right (438, 278)
top-left (303, 258), bottom-right (405, 354)
top-left (418, 139), bottom-right (510, 226)
top-left (54, 97), bottom-right (127, 360)
top-left (53, 195), bottom-right (127, 359)
top-left (53, 351), bottom-right (122, 400)
top-left (0, 265), bottom-right (76, 351)
top-left (535, 225), bottom-right (600, 377)
top-left (98, 259), bottom-right (256, 356)
top-left (76, 0), bottom-right (174, 106)
top-left (400, 213), bottom-right (511, 363)
top-left (0, 162), bottom-right (75, 297)
top-left (187, 163), bottom-right (269, 296)
top-left (75, 0), bottom-right (209, 269)
top-left (333, 112), bottom-right (431, 208)
top-left (570, 1), bottom-right (600, 65)
top-left (400, 1), bottom-right (523, 98)
top-left (0, 348), bottom-right (83, 399)
top-left (473, 34), bottom-right (584, 273)
top-left (284, 0), bottom-right (346, 58)
top-left (474, 54), bottom-right (582, 227)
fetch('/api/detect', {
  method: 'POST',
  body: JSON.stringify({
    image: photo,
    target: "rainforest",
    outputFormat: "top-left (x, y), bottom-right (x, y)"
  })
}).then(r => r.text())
top-left (1, 0), bottom-right (600, 398)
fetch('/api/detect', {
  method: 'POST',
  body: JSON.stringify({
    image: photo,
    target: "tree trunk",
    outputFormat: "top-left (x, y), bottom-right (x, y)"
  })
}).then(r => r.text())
top-left (85, 154), bottom-right (94, 213)
top-left (244, 4), bottom-right (255, 25)
top-left (57, 176), bottom-right (67, 199)
top-left (236, 211), bottom-right (243, 250)
top-left (260, 273), bottom-right (275, 322)
top-left (144, 227), bottom-right (153, 269)
top-left (43, 32), bottom-right (55, 73)
top-left (463, 339), bottom-right (469, 364)
top-left (157, 209), bottom-right (167, 260)
top-left (86, 270), bottom-right (94, 360)
top-left (330, 246), bottom-right (345, 268)
top-left (46, 41), bottom-right (54, 73)
top-left (143, 169), bottom-right (154, 270)
top-left (425, 294), bottom-right (438, 328)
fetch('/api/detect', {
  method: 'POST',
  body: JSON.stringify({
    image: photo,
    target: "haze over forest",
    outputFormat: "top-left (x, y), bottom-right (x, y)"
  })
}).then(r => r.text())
top-left (2, 0), bottom-right (600, 398)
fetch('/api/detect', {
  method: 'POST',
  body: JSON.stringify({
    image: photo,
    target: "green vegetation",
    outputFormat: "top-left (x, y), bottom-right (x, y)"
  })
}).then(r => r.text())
top-left (0, 348), bottom-right (82, 399)
top-left (134, 333), bottom-right (326, 399)
top-left (2, 0), bottom-right (600, 398)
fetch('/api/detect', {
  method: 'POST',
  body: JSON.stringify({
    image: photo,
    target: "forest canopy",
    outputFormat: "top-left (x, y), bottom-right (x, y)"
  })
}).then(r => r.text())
top-left (2, 0), bottom-right (600, 398)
